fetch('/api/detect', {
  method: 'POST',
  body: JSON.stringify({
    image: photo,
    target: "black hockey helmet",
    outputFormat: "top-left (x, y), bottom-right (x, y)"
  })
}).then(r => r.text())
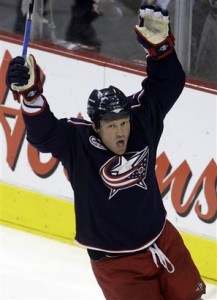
top-left (87, 86), bottom-right (130, 128)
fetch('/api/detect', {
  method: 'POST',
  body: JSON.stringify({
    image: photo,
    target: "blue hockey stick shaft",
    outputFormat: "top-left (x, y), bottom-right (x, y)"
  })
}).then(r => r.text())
top-left (22, 0), bottom-right (35, 59)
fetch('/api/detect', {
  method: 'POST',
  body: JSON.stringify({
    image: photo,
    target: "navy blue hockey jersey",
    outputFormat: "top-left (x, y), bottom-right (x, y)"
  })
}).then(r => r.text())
top-left (22, 51), bottom-right (185, 254)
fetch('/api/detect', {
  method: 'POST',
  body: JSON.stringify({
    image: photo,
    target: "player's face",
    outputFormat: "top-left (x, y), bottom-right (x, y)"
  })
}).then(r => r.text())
top-left (96, 116), bottom-right (131, 155)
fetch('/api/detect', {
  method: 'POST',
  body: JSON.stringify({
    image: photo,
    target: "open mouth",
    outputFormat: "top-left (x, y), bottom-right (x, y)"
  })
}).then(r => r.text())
top-left (116, 139), bottom-right (125, 148)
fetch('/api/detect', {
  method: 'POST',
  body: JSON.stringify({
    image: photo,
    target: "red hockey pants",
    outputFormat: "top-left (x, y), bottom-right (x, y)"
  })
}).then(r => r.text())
top-left (91, 220), bottom-right (206, 300)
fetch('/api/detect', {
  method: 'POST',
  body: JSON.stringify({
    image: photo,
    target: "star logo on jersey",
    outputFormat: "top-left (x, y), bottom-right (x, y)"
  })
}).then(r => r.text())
top-left (100, 146), bottom-right (149, 199)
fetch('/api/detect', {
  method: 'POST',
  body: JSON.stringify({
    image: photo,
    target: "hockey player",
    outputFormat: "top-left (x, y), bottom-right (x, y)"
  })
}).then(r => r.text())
top-left (6, 5), bottom-right (206, 300)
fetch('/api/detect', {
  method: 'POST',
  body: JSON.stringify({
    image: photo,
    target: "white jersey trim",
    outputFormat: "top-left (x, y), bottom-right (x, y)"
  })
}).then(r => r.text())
top-left (21, 96), bottom-right (44, 114)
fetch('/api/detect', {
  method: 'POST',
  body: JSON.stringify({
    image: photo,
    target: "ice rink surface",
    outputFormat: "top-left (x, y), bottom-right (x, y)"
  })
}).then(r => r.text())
top-left (0, 225), bottom-right (216, 300)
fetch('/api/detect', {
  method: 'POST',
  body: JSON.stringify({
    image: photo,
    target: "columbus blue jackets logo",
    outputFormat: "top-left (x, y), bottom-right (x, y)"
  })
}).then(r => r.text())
top-left (89, 136), bottom-right (107, 150)
top-left (100, 147), bottom-right (149, 199)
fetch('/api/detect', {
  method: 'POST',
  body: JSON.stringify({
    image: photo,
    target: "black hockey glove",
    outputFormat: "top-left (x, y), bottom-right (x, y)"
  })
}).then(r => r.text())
top-left (135, 5), bottom-right (174, 59)
top-left (6, 55), bottom-right (43, 102)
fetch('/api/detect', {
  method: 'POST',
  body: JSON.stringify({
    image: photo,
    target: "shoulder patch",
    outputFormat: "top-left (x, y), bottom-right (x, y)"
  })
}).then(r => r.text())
top-left (89, 135), bottom-right (107, 150)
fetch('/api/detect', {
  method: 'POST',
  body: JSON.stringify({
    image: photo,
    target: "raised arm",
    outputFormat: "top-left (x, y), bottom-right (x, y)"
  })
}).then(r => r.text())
top-left (5, 55), bottom-right (72, 158)
top-left (134, 5), bottom-right (185, 116)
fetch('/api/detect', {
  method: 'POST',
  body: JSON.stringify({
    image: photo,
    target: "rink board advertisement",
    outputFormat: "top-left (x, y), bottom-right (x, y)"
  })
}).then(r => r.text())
top-left (0, 41), bottom-right (216, 281)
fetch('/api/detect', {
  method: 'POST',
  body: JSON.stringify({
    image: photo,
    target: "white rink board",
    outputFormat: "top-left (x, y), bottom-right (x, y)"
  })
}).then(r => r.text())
top-left (0, 41), bottom-right (216, 240)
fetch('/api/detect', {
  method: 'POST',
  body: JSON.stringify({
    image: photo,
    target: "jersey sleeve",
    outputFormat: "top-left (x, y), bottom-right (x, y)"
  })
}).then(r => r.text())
top-left (21, 96), bottom-right (74, 162)
top-left (141, 50), bottom-right (185, 117)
